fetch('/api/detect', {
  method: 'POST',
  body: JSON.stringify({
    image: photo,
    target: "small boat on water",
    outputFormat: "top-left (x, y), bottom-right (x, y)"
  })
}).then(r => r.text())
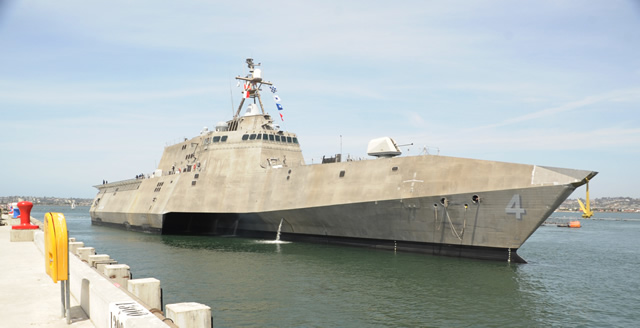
top-left (90, 58), bottom-right (597, 263)
top-left (557, 220), bottom-right (581, 228)
top-left (542, 218), bottom-right (581, 228)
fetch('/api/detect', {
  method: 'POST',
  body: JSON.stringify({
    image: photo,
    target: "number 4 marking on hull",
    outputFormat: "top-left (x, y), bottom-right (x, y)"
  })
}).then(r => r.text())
top-left (506, 194), bottom-right (525, 220)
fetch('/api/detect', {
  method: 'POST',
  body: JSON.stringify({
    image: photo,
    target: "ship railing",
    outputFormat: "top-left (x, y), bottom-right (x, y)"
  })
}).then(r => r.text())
top-left (165, 137), bottom-right (188, 147)
top-left (93, 178), bottom-right (141, 189)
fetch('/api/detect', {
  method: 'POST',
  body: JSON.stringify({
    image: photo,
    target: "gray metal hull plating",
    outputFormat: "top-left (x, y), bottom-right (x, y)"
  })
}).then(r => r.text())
top-left (91, 151), bottom-right (593, 262)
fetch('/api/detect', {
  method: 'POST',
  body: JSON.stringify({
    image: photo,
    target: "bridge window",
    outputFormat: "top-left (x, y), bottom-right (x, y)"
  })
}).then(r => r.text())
top-left (293, 137), bottom-right (298, 144)
top-left (242, 134), bottom-right (249, 141)
top-left (249, 134), bottom-right (257, 140)
top-left (269, 134), bottom-right (275, 141)
top-left (221, 136), bottom-right (228, 142)
top-left (212, 136), bottom-right (221, 143)
top-left (286, 136), bottom-right (292, 143)
top-left (275, 135), bottom-right (281, 142)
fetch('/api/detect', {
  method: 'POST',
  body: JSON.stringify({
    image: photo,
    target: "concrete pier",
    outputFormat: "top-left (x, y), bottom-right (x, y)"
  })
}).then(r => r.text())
top-left (0, 224), bottom-right (94, 327)
top-left (9, 228), bottom-right (36, 242)
top-left (1, 213), bottom-right (211, 328)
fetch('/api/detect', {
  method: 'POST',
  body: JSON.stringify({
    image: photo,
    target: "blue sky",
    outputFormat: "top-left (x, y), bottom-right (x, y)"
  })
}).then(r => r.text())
top-left (1, 0), bottom-right (639, 199)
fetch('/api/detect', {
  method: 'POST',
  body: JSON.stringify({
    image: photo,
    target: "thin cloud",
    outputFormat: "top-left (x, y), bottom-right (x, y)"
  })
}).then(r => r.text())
top-left (427, 126), bottom-right (640, 153)
top-left (0, 80), bottom-right (219, 105)
top-left (471, 87), bottom-right (640, 131)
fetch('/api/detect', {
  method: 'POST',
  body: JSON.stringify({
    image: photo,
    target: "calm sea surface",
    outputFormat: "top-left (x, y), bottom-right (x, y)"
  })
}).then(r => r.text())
top-left (31, 206), bottom-right (640, 327)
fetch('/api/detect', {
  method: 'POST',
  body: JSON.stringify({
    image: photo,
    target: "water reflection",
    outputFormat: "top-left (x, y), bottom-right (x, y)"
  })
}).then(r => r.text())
top-left (158, 233), bottom-right (534, 327)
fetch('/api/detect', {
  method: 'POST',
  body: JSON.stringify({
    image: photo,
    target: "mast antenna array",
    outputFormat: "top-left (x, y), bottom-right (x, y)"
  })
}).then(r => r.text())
top-left (234, 58), bottom-right (273, 119)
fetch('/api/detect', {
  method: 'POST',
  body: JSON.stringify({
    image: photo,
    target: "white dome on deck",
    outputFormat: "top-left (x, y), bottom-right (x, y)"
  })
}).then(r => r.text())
top-left (215, 121), bottom-right (228, 131)
top-left (367, 137), bottom-right (402, 158)
top-left (244, 103), bottom-right (261, 116)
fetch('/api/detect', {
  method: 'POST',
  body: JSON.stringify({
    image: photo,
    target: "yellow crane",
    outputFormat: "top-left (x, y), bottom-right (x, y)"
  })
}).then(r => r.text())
top-left (577, 178), bottom-right (593, 218)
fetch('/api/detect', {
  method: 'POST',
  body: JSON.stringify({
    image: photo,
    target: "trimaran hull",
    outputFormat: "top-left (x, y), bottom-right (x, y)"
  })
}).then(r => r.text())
top-left (91, 155), bottom-right (594, 263)
top-left (90, 58), bottom-right (596, 262)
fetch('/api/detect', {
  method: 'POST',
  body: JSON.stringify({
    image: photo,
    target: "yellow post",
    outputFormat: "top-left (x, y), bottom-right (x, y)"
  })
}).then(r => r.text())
top-left (44, 212), bottom-right (71, 323)
top-left (44, 212), bottom-right (68, 283)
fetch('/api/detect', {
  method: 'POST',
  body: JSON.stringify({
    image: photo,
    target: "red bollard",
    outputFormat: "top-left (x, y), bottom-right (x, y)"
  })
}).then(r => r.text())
top-left (12, 201), bottom-right (39, 230)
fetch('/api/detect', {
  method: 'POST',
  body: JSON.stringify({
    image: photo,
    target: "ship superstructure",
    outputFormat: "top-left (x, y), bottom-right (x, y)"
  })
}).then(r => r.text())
top-left (90, 59), bottom-right (597, 262)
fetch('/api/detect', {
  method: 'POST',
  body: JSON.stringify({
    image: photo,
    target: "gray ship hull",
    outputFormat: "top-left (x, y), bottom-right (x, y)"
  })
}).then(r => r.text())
top-left (91, 153), bottom-right (593, 262)
top-left (90, 59), bottom-right (596, 262)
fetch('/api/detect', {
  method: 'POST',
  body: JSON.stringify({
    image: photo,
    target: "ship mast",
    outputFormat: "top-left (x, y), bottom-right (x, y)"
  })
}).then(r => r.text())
top-left (234, 58), bottom-right (273, 119)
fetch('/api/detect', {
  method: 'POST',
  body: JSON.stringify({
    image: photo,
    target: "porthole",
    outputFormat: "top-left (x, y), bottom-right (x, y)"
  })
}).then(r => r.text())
top-left (472, 194), bottom-right (480, 204)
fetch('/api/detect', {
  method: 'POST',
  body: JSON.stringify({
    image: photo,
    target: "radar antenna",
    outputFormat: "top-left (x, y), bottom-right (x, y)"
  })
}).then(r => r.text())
top-left (233, 58), bottom-right (273, 119)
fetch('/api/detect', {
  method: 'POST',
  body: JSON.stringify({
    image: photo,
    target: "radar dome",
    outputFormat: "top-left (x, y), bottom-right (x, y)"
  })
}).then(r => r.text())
top-left (215, 121), bottom-right (228, 131)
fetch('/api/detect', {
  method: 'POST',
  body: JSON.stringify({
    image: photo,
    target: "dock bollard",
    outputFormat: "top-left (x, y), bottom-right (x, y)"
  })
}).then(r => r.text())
top-left (12, 201), bottom-right (39, 230)
top-left (128, 278), bottom-right (162, 310)
top-left (104, 264), bottom-right (131, 288)
top-left (69, 241), bottom-right (84, 254)
top-left (9, 201), bottom-right (39, 241)
top-left (95, 260), bottom-right (119, 273)
top-left (76, 247), bottom-right (96, 262)
top-left (88, 254), bottom-right (110, 267)
top-left (165, 303), bottom-right (212, 328)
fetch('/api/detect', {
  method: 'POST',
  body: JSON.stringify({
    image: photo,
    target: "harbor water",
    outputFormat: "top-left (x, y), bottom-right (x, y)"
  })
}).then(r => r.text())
top-left (31, 206), bottom-right (640, 327)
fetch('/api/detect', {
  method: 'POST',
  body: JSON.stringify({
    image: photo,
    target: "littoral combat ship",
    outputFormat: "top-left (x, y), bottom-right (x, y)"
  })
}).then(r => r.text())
top-left (90, 59), bottom-right (597, 263)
